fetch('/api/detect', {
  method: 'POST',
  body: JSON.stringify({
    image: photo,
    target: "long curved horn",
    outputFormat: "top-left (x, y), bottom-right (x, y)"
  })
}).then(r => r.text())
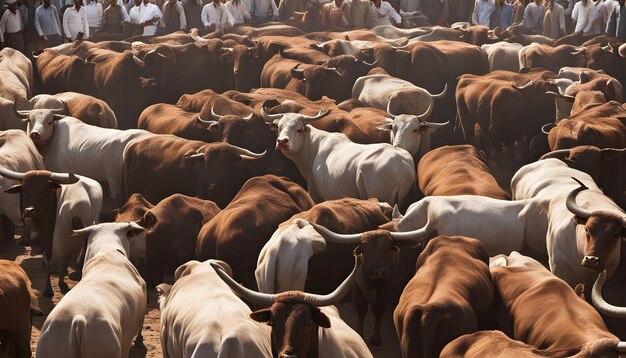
top-left (310, 222), bottom-right (361, 244)
top-left (570, 46), bottom-right (586, 55)
top-left (12, 102), bottom-right (30, 119)
top-left (210, 106), bottom-right (224, 121)
top-left (302, 110), bottom-right (330, 123)
top-left (51, 100), bottom-right (69, 115)
top-left (386, 101), bottom-right (397, 120)
top-left (196, 115), bottom-right (218, 125)
top-left (429, 83), bottom-right (448, 100)
top-left (566, 177), bottom-right (592, 219)
top-left (299, 256), bottom-right (359, 307)
top-left (601, 43), bottom-right (613, 53)
top-left (541, 123), bottom-right (555, 135)
top-left (209, 261), bottom-right (275, 307)
top-left (260, 107), bottom-right (283, 122)
top-left (389, 219), bottom-right (433, 242)
top-left (49, 172), bottom-right (80, 185)
top-left (414, 103), bottom-right (433, 121)
top-left (421, 119), bottom-right (449, 128)
top-left (362, 60), bottom-right (377, 66)
top-left (512, 80), bottom-right (535, 91)
top-left (592, 270), bottom-right (626, 318)
top-left (545, 91), bottom-right (575, 101)
top-left (617, 342), bottom-right (626, 353)
top-left (324, 67), bottom-right (342, 77)
top-left (229, 145), bottom-right (266, 160)
top-left (539, 148), bottom-right (571, 161)
top-left (242, 113), bottom-right (254, 120)
top-left (0, 165), bottom-right (26, 180)
top-left (133, 55), bottom-right (145, 67)
top-left (189, 28), bottom-right (209, 44)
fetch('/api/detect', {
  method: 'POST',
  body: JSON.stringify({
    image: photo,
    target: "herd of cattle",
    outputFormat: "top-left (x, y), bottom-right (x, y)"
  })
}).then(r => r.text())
top-left (0, 19), bottom-right (626, 358)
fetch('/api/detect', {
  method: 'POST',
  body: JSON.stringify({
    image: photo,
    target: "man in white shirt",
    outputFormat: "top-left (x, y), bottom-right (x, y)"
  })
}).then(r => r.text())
top-left (128, 0), bottom-right (162, 35)
top-left (521, 0), bottom-right (545, 34)
top-left (368, 0), bottom-right (401, 27)
top-left (251, 0), bottom-right (278, 23)
top-left (472, 0), bottom-right (495, 26)
top-left (201, 0), bottom-right (234, 32)
top-left (572, 0), bottom-right (592, 34)
top-left (83, 0), bottom-right (102, 34)
top-left (35, 0), bottom-right (62, 46)
top-left (226, 0), bottom-right (251, 25)
top-left (0, 0), bottom-right (25, 53)
top-left (63, 0), bottom-right (89, 40)
top-left (161, 0), bottom-right (186, 33)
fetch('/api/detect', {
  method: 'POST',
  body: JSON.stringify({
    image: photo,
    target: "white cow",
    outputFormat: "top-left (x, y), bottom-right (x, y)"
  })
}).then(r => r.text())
top-left (260, 110), bottom-right (417, 209)
top-left (22, 111), bottom-right (153, 202)
top-left (0, 130), bottom-right (44, 235)
top-left (545, 77), bottom-right (578, 121)
top-left (0, 166), bottom-right (102, 296)
top-left (511, 158), bottom-right (626, 287)
top-left (0, 47), bottom-right (33, 108)
top-left (29, 92), bottom-right (118, 128)
top-left (36, 222), bottom-right (147, 358)
top-left (311, 38), bottom-right (408, 59)
top-left (480, 42), bottom-right (523, 72)
top-left (352, 74), bottom-right (448, 156)
top-left (156, 259), bottom-right (271, 358)
top-left (368, 24), bottom-right (433, 39)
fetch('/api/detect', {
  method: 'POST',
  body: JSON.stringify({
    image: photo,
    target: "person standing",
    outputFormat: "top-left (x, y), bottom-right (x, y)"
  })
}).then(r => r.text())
top-left (118, 0), bottom-right (134, 13)
top-left (182, 0), bottom-right (203, 29)
top-left (129, 0), bottom-right (162, 36)
top-left (472, 0), bottom-right (495, 26)
top-left (201, 0), bottom-right (234, 32)
top-left (603, 0), bottom-right (619, 35)
top-left (321, 0), bottom-right (350, 28)
top-left (101, 0), bottom-right (130, 33)
top-left (161, 0), bottom-right (186, 32)
top-left (253, 0), bottom-right (278, 23)
top-left (368, 0), bottom-right (401, 27)
top-left (543, 0), bottom-right (565, 38)
top-left (571, 0), bottom-right (591, 35)
top-left (84, 0), bottom-right (102, 34)
top-left (521, 0), bottom-right (545, 33)
top-left (617, 0), bottom-right (625, 37)
top-left (226, 0), bottom-right (251, 25)
top-left (35, 0), bottom-right (62, 46)
top-left (421, 0), bottom-right (449, 25)
top-left (582, 0), bottom-right (606, 36)
top-left (497, 0), bottom-right (513, 28)
top-left (511, 0), bottom-right (527, 26)
top-left (0, 0), bottom-right (25, 53)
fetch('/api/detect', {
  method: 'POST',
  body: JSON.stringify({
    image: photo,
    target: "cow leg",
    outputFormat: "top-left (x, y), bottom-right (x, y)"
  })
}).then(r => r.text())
top-left (0, 215), bottom-right (14, 244)
top-left (370, 289), bottom-right (386, 346)
top-left (43, 257), bottom-right (53, 297)
top-left (68, 217), bottom-right (85, 281)
top-left (58, 259), bottom-right (70, 293)
top-left (353, 288), bottom-right (368, 338)
top-left (133, 314), bottom-right (146, 351)
top-left (19, 223), bottom-right (32, 247)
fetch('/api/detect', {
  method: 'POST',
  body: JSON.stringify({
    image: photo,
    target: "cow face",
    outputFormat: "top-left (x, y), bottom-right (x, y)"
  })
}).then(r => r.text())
top-left (354, 230), bottom-right (400, 284)
top-left (222, 45), bottom-right (262, 92)
top-left (274, 114), bottom-right (310, 153)
top-left (379, 115), bottom-right (442, 157)
top-left (23, 109), bottom-right (64, 145)
top-left (576, 213), bottom-right (625, 274)
top-left (290, 65), bottom-right (343, 101)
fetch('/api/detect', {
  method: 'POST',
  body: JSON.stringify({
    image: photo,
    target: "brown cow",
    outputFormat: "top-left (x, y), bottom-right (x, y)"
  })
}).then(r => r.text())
top-left (585, 43), bottom-right (626, 91)
top-left (196, 175), bottom-right (313, 289)
top-left (488, 252), bottom-right (625, 356)
top-left (34, 50), bottom-right (95, 96)
top-left (0, 260), bottom-right (42, 358)
top-left (122, 135), bottom-right (266, 208)
top-left (176, 89), bottom-right (254, 117)
top-left (223, 87), bottom-right (338, 112)
top-left (417, 145), bottom-right (509, 199)
top-left (394, 236), bottom-right (493, 358)
top-left (519, 44), bottom-right (586, 73)
top-left (115, 193), bottom-right (220, 287)
top-left (30, 92), bottom-right (117, 128)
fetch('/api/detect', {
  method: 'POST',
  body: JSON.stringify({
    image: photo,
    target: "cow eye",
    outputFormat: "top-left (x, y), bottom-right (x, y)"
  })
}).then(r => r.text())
top-left (412, 129), bottom-right (418, 133)
top-left (584, 227), bottom-right (589, 233)
top-left (296, 128), bottom-right (303, 133)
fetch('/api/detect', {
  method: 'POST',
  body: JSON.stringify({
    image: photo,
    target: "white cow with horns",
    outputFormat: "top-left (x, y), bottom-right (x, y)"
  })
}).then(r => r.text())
top-left (261, 109), bottom-right (417, 210)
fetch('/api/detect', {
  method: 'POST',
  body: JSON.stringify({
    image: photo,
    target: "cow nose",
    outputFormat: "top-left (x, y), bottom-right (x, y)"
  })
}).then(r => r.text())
top-left (30, 132), bottom-right (40, 140)
top-left (276, 137), bottom-right (290, 150)
top-left (207, 183), bottom-right (219, 194)
top-left (277, 138), bottom-right (289, 144)
top-left (581, 256), bottom-right (601, 271)
top-left (369, 268), bottom-right (385, 280)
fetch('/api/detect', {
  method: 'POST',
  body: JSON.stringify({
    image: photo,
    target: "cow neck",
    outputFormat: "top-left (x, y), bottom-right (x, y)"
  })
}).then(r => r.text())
top-left (40, 190), bottom-right (59, 261)
top-left (308, 326), bottom-right (320, 358)
top-left (282, 126), bottom-right (324, 186)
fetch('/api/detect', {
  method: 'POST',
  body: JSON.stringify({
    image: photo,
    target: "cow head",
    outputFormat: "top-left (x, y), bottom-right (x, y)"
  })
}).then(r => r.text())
top-left (309, 223), bottom-right (431, 287)
top-left (205, 107), bottom-right (271, 150)
top-left (566, 177), bottom-right (626, 274)
top-left (71, 221), bottom-right (146, 265)
top-left (16, 107), bottom-right (67, 146)
top-left (211, 257), bottom-right (359, 358)
top-left (221, 44), bottom-right (262, 92)
top-left (290, 64), bottom-right (343, 100)
top-left (540, 146), bottom-right (626, 182)
top-left (114, 193), bottom-right (155, 268)
top-left (260, 108), bottom-right (330, 152)
top-left (183, 143), bottom-right (266, 208)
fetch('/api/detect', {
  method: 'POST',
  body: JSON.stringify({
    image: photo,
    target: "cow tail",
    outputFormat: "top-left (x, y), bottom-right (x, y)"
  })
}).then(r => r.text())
top-left (420, 305), bottom-right (444, 358)
top-left (72, 314), bottom-right (87, 357)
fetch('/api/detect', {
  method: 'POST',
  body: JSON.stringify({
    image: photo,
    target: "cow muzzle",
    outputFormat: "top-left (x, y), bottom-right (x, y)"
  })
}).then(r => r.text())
top-left (276, 137), bottom-right (290, 150)
top-left (207, 183), bottom-right (219, 195)
top-left (582, 255), bottom-right (602, 273)
top-left (23, 207), bottom-right (38, 219)
top-left (29, 131), bottom-right (42, 143)
top-left (367, 268), bottom-right (385, 281)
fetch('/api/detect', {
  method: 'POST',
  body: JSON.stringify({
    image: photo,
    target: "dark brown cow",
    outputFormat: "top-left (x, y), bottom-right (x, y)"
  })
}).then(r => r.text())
top-left (570, 90), bottom-right (608, 116)
top-left (519, 44), bottom-right (586, 73)
top-left (585, 44), bottom-right (626, 89)
top-left (0, 260), bottom-right (42, 358)
top-left (207, 24), bottom-right (305, 38)
top-left (115, 193), bottom-right (220, 287)
top-left (488, 252), bottom-right (624, 356)
top-left (394, 236), bottom-right (493, 358)
top-left (540, 146), bottom-right (626, 209)
top-left (223, 88), bottom-right (338, 112)
top-left (310, 223), bottom-right (431, 346)
top-left (138, 104), bottom-right (222, 142)
top-left (417, 145), bottom-right (509, 199)
top-left (545, 101), bottom-right (626, 150)
top-left (176, 89), bottom-right (254, 117)
top-left (196, 175), bottom-right (313, 289)
top-left (34, 50), bottom-right (95, 96)
top-left (567, 71), bottom-right (623, 103)
top-left (122, 135), bottom-right (266, 208)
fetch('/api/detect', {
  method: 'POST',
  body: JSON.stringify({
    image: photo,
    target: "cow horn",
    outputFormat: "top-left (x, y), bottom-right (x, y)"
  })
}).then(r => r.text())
top-left (309, 222), bottom-right (361, 244)
top-left (302, 110), bottom-right (329, 123)
top-left (291, 67), bottom-right (305, 74)
top-left (210, 261), bottom-right (275, 307)
top-left (229, 145), bottom-right (266, 160)
top-left (415, 103), bottom-right (434, 120)
top-left (133, 55), bottom-right (145, 67)
top-left (428, 83), bottom-right (448, 100)
top-left (566, 177), bottom-right (592, 219)
top-left (512, 80), bottom-right (534, 91)
top-left (52, 100), bottom-right (68, 115)
top-left (260, 107), bottom-right (282, 122)
top-left (602, 43), bottom-right (613, 53)
top-left (242, 113), bottom-right (254, 120)
top-left (362, 60), bottom-right (377, 66)
top-left (210, 106), bottom-right (224, 121)
top-left (299, 256), bottom-right (359, 307)
top-left (11, 102), bottom-right (30, 119)
top-left (386, 101), bottom-right (398, 120)
top-left (392, 44), bottom-right (408, 50)
top-left (0, 165), bottom-right (26, 180)
top-left (617, 342), bottom-right (626, 353)
top-left (545, 91), bottom-right (575, 101)
top-left (324, 67), bottom-right (342, 76)
top-left (570, 46), bottom-right (586, 55)
top-left (389, 219), bottom-right (433, 242)
top-left (396, 49), bottom-right (410, 55)
top-left (196, 115), bottom-right (217, 125)
top-left (220, 47), bottom-right (234, 54)
top-left (49, 172), bottom-right (80, 184)
top-left (592, 270), bottom-right (626, 318)
top-left (539, 149), bottom-right (571, 161)
top-left (541, 123), bottom-right (555, 135)
top-left (421, 119), bottom-right (449, 127)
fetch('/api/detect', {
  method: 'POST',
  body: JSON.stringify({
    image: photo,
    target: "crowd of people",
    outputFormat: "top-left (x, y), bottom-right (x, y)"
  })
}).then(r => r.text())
top-left (0, 0), bottom-right (624, 55)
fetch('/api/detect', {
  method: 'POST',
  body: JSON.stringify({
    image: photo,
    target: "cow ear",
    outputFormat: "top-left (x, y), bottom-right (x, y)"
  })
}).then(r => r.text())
top-left (311, 307), bottom-right (331, 328)
top-left (126, 222), bottom-right (145, 239)
top-left (4, 185), bottom-right (21, 194)
top-left (174, 260), bottom-right (201, 281)
top-left (30, 295), bottom-right (43, 317)
top-left (291, 68), bottom-right (305, 80)
top-left (250, 308), bottom-right (272, 323)
top-left (142, 211), bottom-right (157, 228)
top-left (574, 283), bottom-right (585, 299)
top-left (376, 122), bottom-right (393, 131)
